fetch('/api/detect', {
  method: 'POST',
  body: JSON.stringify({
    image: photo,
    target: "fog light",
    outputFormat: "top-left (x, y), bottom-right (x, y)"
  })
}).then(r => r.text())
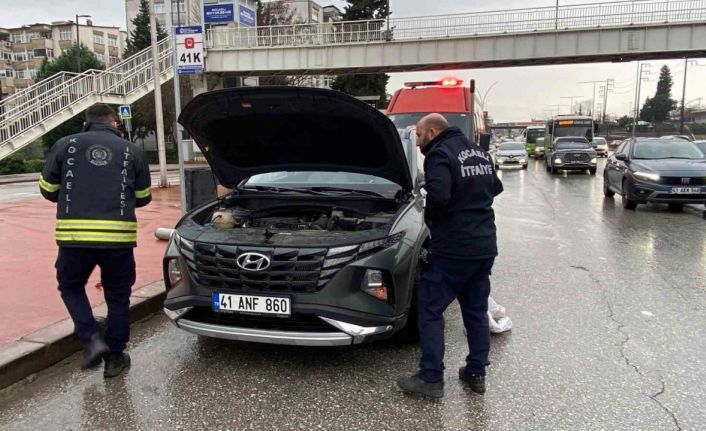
top-left (554, 158), bottom-right (562, 164)
top-left (519, 158), bottom-right (526, 163)
top-left (361, 269), bottom-right (388, 301)
top-left (497, 159), bottom-right (504, 164)
top-left (167, 259), bottom-right (182, 286)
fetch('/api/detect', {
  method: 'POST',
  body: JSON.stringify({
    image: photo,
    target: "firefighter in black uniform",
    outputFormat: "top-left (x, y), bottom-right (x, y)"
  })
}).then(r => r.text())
top-left (39, 104), bottom-right (152, 378)
top-left (398, 113), bottom-right (503, 398)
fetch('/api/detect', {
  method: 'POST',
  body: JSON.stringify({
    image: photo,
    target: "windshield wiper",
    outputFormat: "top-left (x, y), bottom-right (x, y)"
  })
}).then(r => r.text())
top-left (308, 186), bottom-right (385, 197)
top-left (241, 185), bottom-right (325, 195)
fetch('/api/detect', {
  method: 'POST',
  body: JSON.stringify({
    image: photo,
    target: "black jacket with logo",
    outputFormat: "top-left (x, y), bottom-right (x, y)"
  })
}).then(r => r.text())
top-left (421, 127), bottom-right (503, 260)
top-left (39, 123), bottom-right (152, 248)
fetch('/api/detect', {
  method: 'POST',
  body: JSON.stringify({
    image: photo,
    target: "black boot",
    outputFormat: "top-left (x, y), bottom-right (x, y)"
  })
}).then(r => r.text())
top-left (81, 333), bottom-right (109, 370)
top-left (104, 352), bottom-right (131, 378)
top-left (458, 367), bottom-right (486, 394)
top-left (397, 373), bottom-right (444, 399)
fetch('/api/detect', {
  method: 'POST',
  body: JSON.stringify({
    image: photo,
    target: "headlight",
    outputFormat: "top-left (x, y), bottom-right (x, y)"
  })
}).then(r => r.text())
top-left (519, 158), bottom-right (526, 163)
top-left (590, 158), bottom-right (597, 163)
top-left (633, 171), bottom-right (660, 182)
top-left (360, 269), bottom-right (388, 301)
top-left (358, 232), bottom-right (404, 255)
top-left (167, 258), bottom-right (183, 286)
top-left (497, 159), bottom-right (504, 164)
top-left (554, 158), bottom-right (562, 164)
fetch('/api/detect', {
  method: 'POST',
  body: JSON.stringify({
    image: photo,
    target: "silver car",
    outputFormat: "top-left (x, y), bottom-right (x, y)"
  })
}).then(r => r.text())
top-left (494, 142), bottom-right (528, 169)
top-left (593, 137), bottom-right (608, 157)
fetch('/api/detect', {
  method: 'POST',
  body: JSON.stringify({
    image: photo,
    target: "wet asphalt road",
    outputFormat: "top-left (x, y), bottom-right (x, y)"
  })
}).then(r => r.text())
top-left (2, 158), bottom-right (706, 430)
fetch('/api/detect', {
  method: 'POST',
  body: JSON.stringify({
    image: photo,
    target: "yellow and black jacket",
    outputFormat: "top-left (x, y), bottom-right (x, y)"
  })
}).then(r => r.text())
top-left (39, 123), bottom-right (152, 248)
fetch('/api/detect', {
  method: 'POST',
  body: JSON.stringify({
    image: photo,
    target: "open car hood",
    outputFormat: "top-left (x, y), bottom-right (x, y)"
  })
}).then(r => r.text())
top-left (178, 87), bottom-right (413, 191)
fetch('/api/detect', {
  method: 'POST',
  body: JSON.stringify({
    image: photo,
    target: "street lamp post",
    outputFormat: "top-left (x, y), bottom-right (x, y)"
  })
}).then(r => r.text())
top-left (632, 62), bottom-right (651, 137)
top-left (479, 81), bottom-right (499, 108)
top-left (75, 14), bottom-right (91, 72)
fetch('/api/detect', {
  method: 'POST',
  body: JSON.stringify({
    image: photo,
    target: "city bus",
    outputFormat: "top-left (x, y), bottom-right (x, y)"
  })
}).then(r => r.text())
top-left (386, 78), bottom-right (491, 150)
top-left (544, 115), bottom-right (598, 162)
top-left (522, 125), bottom-right (545, 157)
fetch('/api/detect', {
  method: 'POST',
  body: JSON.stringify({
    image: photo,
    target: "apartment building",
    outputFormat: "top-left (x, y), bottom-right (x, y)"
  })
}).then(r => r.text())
top-left (125, 0), bottom-right (189, 36)
top-left (0, 21), bottom-right (127, 97)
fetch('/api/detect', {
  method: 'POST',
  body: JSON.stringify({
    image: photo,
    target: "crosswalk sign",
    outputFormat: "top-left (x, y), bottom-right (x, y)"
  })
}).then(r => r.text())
top-left (119, 105), bottom-right (132, 120)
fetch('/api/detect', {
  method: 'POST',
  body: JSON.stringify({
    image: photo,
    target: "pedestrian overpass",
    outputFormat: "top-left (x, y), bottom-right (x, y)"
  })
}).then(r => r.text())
top-left (2, 0), bottom-right (706, 159)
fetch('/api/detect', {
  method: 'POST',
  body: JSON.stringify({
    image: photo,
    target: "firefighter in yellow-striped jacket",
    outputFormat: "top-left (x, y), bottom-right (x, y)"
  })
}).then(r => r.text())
top-left (39, 104), bottom-right (151, 378)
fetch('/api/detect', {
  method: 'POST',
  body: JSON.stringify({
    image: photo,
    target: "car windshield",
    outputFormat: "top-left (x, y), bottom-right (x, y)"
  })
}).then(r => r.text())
top-left (536, 138), bottom-right (545, 147)
top-left (556, 140), bottom-right (590, 150)
top-left (554, 125), bottom-right (593, 141)
top-left (695, 142), bottom-right (706, 156)
top-left (499, 143), bottom-right (525, 151)
top-left (526, 129), bottom-right (545, 143)
top-left (633, 140), bottom-right (704, 160)
top-left (245, 171), bottom-right (401, 198)
top-left (388, 113), bottom-right (471, 140)
top-left (593, 137), bottom-right (607, 145)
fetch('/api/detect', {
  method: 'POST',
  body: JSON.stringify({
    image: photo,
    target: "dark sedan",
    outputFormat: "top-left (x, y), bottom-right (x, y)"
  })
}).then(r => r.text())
top-left (546, 137), bottom-right (598, 175)
top-left (603, 138), bottom-right (706, 210)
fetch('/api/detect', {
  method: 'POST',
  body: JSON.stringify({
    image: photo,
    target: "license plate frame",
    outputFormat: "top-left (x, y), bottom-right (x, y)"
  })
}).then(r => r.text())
top-left (670, 187), bottom-right (701, 195)
top-left (212, 292), bottom-right (291, 317)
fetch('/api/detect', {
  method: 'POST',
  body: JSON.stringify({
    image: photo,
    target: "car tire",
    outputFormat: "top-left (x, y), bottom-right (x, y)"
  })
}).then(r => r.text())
top-left (545, 164), bottom-right (551, 172)
top-left (603, 175), bottom-right (615, 197)
top-left (550, 165), bottom-right (557, 175)
top-left (495, 164), bottom-right (499, 171)
top-left (668, 204), bottom-right (684, 212)
top-left (589, 168), bottom-right (597, 175)
top-left (522, 164), bottom-right (528, 170)
top-left (622, 180), bottom-right (638, 210)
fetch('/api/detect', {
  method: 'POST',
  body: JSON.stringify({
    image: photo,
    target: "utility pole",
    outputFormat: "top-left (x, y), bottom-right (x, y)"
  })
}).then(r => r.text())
top-left (632, 63), bottom-right (651, 136)
top-left (600, 78), bottom-right (614, 124)
top-left (150, 0), bottom-right (168, 187)
top-left (555, 0), bottom-right (560, 30)
top-left (560, 95), bottom-right (582, 114)
top-left (75, 14), bottom-right (91, 72)
top-left (679, 58), bottom-right (697, 134)
top-left (578, 80), bottom-right (610, 121)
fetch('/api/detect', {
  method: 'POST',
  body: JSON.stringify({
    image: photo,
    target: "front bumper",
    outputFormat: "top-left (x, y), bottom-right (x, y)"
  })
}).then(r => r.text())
top-left (595, 147), bottom-right (608, 156)
top-left (165, 307), bottom-right (393, 346)
top-left (628, 179), bottom-right (706, 204)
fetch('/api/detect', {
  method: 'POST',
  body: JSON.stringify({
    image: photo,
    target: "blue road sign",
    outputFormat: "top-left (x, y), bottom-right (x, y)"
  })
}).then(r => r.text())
top-left (119, 105), bottom-right (132, 119)
top-left (204, 4), bottom-right (234, 23)
top-left (239, 5), bottom-right (256, 27)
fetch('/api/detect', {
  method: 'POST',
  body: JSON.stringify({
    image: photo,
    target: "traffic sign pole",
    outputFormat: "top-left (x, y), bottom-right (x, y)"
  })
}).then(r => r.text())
top-left (173, 26), bottom-right (186, 214)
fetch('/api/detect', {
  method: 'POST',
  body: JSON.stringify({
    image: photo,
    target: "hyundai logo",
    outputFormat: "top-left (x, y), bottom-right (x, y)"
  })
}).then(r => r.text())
top-left (236, 252), bottom-right (271, 272)
top-left (681, 177), bottom-right (691, 185)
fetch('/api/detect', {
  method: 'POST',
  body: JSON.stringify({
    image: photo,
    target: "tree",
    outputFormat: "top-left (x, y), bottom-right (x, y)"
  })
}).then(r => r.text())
top-left (39, 47), bottom-right (104, 154)
top-left (39, 44), bottom-right (103, 77)
top-left (639, 65), bottom-right (677, 123)
top-left (256, 0), bottom-right (297, 26)
top-left (616, 115), bottom-right (633, 128)
top-left (255, 1), bottom-right (307, 86)
top-left (330, 1), bottom-right (391, 108)
top-left (124, 0), bottom-right (168, 57)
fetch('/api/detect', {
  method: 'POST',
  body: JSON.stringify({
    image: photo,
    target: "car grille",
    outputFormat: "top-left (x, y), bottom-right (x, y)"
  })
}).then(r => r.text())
top-left (184, 307), bottom-right (335, 332)
top-left (660, 176), bottom-right (706, 185)
top-left (179, 240), bottom-right (362, 293)
top-left (562, 153), bottom-right (590, 163)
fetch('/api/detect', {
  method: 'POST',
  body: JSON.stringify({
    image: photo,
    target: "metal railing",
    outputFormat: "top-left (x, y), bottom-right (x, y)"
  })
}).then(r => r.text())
top-left (0, 38), bottom-right (173, 157)
top-left (207, 0), bottom-right (706, 49)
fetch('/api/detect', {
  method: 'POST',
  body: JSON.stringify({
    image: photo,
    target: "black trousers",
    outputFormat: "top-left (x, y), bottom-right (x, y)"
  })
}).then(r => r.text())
top-left (55, 247), bottom-right (136, 353)
top-left (417, 255), bottom-right (494, 382)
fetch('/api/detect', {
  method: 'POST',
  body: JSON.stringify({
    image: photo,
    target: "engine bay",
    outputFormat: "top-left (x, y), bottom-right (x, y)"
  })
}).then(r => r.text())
top-left (207, 206), bottom-right (396, 232)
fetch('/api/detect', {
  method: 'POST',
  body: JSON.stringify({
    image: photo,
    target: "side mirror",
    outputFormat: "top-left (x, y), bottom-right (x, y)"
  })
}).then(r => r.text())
top-left (615, 153), bottom-right (628, 162)
top-left (479, 133), bottom-right (491, 152)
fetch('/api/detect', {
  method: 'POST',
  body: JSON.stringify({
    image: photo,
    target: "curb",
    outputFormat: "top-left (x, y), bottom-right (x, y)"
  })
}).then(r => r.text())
top-left (0, 281), bottom-right (166, 391)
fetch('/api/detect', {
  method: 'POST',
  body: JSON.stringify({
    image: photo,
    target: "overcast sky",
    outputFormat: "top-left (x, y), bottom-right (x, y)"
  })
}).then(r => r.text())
top-left (2, 0), bottom-right (704, 122)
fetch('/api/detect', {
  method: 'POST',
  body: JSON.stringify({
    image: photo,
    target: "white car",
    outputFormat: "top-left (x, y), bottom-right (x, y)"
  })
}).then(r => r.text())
top-left (593, 137), bottom-right (608, 157)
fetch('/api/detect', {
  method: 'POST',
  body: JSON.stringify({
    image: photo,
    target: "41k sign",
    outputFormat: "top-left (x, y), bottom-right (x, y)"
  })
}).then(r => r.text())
top-left (175, 26), bottom-right (204, 75)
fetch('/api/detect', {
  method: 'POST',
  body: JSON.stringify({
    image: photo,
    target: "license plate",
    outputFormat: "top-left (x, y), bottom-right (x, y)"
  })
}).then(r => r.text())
top-left (212, 292), bottom-right (291, 316)
top-left (670, 187), bottom-right (701, 195)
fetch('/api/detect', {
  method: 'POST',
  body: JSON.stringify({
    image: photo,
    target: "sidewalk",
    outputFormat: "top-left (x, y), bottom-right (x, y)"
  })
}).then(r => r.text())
top-left (0, 164), bottom-right (192, 185)
top-left (0, 186), bottom-right (183, 387)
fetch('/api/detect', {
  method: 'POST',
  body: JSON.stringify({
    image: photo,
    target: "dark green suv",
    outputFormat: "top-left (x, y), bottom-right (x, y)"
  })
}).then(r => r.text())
top-left (163, 88), bottom-right (429, 346)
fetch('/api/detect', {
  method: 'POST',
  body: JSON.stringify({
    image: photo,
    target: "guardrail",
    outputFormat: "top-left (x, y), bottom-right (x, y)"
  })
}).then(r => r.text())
top-left (207, 0), bottom-right (706, 49)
